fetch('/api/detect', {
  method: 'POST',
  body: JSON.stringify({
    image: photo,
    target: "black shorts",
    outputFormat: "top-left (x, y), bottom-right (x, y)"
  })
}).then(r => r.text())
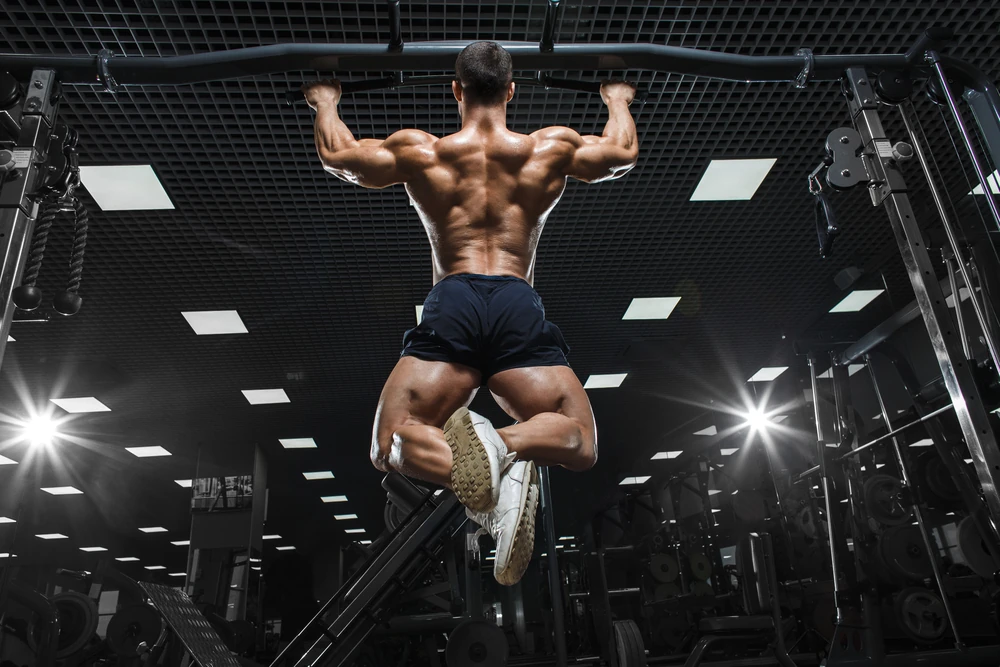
top-left (401, 273), bottom-right (570, 380)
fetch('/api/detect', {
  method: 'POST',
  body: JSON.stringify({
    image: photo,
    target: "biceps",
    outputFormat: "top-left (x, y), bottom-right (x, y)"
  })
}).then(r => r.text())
top-left (321, 144), bottom-right (401, 188)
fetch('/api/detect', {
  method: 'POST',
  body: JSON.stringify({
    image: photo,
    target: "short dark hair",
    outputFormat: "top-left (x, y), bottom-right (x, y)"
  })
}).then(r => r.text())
top-left (454, 41), bottom-right (513, 105)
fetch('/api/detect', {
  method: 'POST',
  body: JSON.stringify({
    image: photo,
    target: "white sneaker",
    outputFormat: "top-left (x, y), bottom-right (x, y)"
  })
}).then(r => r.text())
top-left (444, 407), bottom-right (516, 512)
top-left (468, 459), bottom-right (539, 586)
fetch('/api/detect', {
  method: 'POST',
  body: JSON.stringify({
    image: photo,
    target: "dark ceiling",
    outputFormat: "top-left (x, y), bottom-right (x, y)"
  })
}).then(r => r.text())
top-left (1, 1), bottom-right (999, 584)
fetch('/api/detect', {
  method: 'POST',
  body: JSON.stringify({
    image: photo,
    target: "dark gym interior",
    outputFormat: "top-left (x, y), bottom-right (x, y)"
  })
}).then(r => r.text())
top-left (1, 2), bottom-right (1000, 666)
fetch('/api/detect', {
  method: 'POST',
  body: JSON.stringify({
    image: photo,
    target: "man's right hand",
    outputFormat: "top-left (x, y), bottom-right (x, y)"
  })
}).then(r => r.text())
top-left (302, 79), bottom-right (342, 109)
top-left (600, 80), bottom-right (637, 106)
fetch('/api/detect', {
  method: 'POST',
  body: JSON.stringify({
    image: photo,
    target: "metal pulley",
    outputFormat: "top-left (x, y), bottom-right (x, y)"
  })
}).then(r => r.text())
top-left (446, 619), bottom-right (509, 667)
top-left (688, 553), bottom-right (712, 581)
top-left (957, 515), bottom-right (996, 578)
top-left (27, 591), bottom-right (99, 659)
top-left (863, 474), bottom-right (911, 527)
top-left (507, 583), bottom-right (528, 653)
top-left (794, 506), bottom-right (820, 539)
top-left (106, 603), bottom-right (164, 657)
top-left (877, 525), bottom-right (934, 582)
top-left (649, 554), bottom-right (679, 583)
top-left (894, 587), bottom-right (949, 644)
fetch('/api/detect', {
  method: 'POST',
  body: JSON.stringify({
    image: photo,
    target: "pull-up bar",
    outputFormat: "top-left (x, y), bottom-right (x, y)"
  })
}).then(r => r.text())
top-left (0, 40), bottom-right (976, 89)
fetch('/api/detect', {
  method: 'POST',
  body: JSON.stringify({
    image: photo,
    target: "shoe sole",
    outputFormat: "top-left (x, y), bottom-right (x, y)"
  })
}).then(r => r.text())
top-left (495, 462), bottom-right (539, 586)
top-left (444, 407), bottom-right (496, 513)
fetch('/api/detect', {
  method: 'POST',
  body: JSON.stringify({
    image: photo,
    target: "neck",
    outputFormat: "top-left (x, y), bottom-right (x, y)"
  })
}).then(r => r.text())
top-left (460, 103), bottom-right (507, 130)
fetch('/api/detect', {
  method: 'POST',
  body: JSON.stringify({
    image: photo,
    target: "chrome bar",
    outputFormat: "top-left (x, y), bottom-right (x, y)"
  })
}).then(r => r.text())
top-left (835, 404), bottom-right (954, 461)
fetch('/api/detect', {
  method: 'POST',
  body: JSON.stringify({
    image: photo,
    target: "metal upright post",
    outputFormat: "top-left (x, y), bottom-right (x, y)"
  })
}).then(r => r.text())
top-left (0, 69), bottom-right (59, 370)
top-left (807, 355), bottom-right (845, 624)
top-left (539, 466), bottom-right (567, 667)
top-left (844, 67), bottom-right (1000, 540)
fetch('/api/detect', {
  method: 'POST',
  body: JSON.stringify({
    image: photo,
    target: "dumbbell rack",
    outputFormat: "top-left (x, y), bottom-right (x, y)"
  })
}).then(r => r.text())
top-left (270, 482), bottom-right (467, 667)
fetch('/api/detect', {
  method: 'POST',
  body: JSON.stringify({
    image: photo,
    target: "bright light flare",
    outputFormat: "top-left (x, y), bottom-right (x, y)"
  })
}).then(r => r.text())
top-left (743, 407), bottom-right (773, 432)
top-left (22, 414), bottom-right (60, 447)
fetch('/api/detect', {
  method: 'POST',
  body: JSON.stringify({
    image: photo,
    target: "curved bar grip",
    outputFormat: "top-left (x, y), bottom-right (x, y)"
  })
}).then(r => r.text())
top-left (814, 191), bottom-right (839, 258)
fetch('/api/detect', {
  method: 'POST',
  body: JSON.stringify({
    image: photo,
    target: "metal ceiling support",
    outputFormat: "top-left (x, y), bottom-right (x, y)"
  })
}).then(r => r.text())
top-left (844, 66), bottom-right (1000, 541)
top-left (0, 69), bottom-right (58, 372)
top-left (387, 1), bottom-right (403, 52)
top-left (0, 42), bottom-right (951, 86)
top-left (540, 0), bottom-right (561, 54)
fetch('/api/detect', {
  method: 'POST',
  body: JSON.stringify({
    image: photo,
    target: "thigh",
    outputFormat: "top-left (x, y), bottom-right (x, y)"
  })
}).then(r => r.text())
top-left (487, 365), bottom-right (595, 432)
top-left (374, 356), bottom-right (482, 440)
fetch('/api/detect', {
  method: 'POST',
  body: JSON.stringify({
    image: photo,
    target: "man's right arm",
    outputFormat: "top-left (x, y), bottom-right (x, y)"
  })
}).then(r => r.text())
top-left (538, 81), bottom-right (639, 183)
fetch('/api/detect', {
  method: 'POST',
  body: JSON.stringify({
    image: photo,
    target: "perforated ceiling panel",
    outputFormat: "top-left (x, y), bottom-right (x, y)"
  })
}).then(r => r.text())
top-left (0, 1), bottom-right (998, 575)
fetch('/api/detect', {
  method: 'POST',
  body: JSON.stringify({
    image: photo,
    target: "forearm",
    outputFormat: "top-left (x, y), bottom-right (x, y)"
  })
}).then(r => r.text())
top-left (312, 101), bottom-right (360, 163)
top-left (602, 100), bottom-right (638, 153)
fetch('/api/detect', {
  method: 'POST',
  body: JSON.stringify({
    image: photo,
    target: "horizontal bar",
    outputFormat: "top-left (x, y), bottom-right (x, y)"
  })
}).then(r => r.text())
top-left (569, 587), bottom-right (641, 599)
top-left (835, 404), bottom-right (954, 461)
top-left (0, 41), bottom-right (917, 86)
top-left (796, 464), bottom-right (820, 481)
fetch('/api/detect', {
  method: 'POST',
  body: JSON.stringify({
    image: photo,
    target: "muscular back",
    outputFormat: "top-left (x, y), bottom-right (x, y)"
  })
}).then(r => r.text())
top-left (403, 127), bottom-right (573, 284)
top-left (304, 81), bottom-right (638, 285)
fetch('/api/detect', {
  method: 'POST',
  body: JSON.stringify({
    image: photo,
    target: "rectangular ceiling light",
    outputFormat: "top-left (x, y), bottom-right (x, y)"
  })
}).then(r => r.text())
top-left (748, 366), bottom-right (788, 382)
top-left (910, 438), bottom-right (934, 447)
top-left (0, 455), bottom-right (17, 465)
top-left (848, 364), bottom-right (866, 376)
top-left (584, 373), bottom-right (628, 389)
top-left (622, 297), bottom-right (681, 320)
top-left (968, 168), bottom-right (1000, 195)
top-left (651, 451), bottom-right (682, 460)
top-left (262, 534), bottom-right (281, 540)
top-left (345, 528), bottom-right (366, 534)
top-left (829, 289), bottom-right (884, 313)
top-left (276, 545), bottom-right (296, 551)
top-left (415, 305), bottom-right (424, 324)
top-left (559, 536), bottom-right (574, 541)
top-left (79, 165), bottom-right (175, 211)
top-left (50, 397), bottom-right (111, 413)
top-left (168, 572), bottom-right (186, 577)
top-left (321, 495), bottom-right (348, 503)
top-left (79, 546), bottom-right (107, 552)
top-left (303, 471), bottom-right (335, 480)
top-left (279, 437), bottom-right (316, 449)
top-left (619, 476), bottom-right (651, 485)
top-left (772, 415), bottom-right (788, 423)
top-left (36, 533), bottom-right (68, 540)
top-left (144, 565), bottom-right (166, 571)
top-left (334, 514), bottom-right (358, 521)
top-left (138, 526), bottom-right (167, 533)
top-left (174, 479), bottom-right (193, 488)
top-left (690, 158), bottom-right (778, 201)
top-left (115, 556), bottom-right (139, 562)
top-left (41, 486), bottom-right (83, 495)
top-left (360, 540), bottom-right (372, 545)
top-left (720, 448), bottom-right (739, 456)
top-left (243, 389), bottom-right (290, 405)
top-left (7, 335), bottom-right (13, 342)
top-left (170, 540), bottom-right (190, 546)
top-left (182, 310), bottom-right (248, 335)
top-left (125, 446), bottom-right (172, 458)
top-left (0, 516), bottom-right (15, 523)
top-left (693, 425), bottom-right (718, 436)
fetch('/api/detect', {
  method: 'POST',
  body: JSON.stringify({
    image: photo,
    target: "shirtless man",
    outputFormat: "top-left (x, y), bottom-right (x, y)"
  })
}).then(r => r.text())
top-left (303, 41), bottom-right (637, 586)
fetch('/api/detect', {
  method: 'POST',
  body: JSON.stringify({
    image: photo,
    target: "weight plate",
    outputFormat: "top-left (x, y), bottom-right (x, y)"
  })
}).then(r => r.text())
top-left (446, 619), bottom-right (509, 667)
top-left (917, 454), bottom-right (960, 508)
top-left (863, 474), bottom-right (911, 526)
top-left (654, 583), bottom-right (681, 601)
top-left (688, 553), bottom-right (712, 581)
top-left (649, 554), bottom-right (679, 583)
top-left (957, 516), bottom-right (996, 578)
top-left (106, 603), bottom-right (164, 657)
top-left (794, 506), bottom-right (819, 539)
top-left (690, 581), bottom-right (713, 597)
top-left (894, 587), bottom-right (948, 644)
top-left (613, 619), bottom-right (647, 667)
top-left (878, 525), bottom-right (934, 582)
top-left (733, 490), bottom-right (767, 523)
top-left (28, 591), bottom-right (99, 659)
top-left (508, 583), bottom-right (528, 653)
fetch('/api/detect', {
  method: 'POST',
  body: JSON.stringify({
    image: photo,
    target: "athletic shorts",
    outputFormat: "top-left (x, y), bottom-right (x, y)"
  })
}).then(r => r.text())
top-left (401, 273), bottom-right (570, 380)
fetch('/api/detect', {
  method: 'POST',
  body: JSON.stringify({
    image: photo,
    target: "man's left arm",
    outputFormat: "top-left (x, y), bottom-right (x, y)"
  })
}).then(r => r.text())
top-left (303, 80), bottom-right (433, 189)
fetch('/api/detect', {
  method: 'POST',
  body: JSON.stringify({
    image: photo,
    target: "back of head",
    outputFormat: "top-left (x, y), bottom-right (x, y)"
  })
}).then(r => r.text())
top-left (455, 41), bottom-right (513, 105)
